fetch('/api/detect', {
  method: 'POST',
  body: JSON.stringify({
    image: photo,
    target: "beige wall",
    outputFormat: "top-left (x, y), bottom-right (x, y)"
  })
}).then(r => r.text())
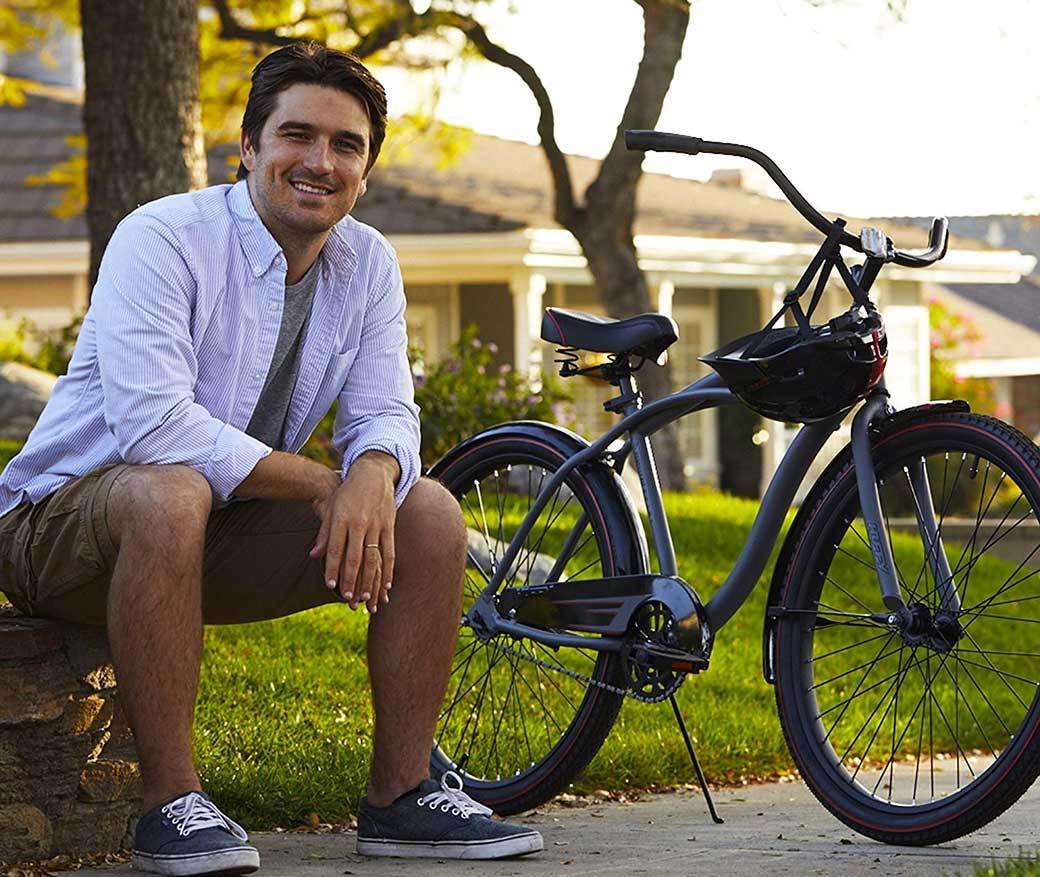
top-left (0, 274), bottom-right (82, 333)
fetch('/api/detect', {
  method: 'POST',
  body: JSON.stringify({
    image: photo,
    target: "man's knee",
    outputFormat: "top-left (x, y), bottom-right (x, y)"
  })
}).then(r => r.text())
top-left (107, 465), bottom-right (212, 545)
top-left (396, 478), bottom-right (465, 559)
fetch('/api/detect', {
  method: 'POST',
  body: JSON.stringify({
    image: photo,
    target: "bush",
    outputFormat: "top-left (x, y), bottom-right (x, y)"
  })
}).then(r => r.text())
top-left (0, 312), bottom-right (82, 376)
top-left (412, 325), bottom-right (572, 468)
top-left (300, 326), bottom-right (574, 470)
top-left (929, 297), bottom-right (996, 415)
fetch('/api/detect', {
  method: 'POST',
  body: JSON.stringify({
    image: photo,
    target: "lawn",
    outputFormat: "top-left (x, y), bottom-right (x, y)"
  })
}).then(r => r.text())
top-left (194, 490), bottom-right (793, 828)
top-left (196, 481), bottom-right (1036, 829)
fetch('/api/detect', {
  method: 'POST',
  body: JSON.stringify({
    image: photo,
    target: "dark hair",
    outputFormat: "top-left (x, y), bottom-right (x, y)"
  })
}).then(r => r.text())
top-left (237, 42), bottom-right (387, 180)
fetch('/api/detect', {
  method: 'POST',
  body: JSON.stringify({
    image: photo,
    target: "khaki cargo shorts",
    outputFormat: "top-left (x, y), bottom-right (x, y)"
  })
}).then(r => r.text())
top-left (0, 464), bottom-right (338, 625)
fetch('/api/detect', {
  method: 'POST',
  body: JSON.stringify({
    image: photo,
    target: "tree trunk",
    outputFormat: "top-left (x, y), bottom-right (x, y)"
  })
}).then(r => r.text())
top-left (80, 0), bottom-right (207, 291)
top-left (569, 0), bottom-right (691, 489)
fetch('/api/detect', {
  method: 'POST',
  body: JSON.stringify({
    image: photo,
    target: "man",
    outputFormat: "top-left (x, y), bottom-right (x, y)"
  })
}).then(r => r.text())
top-left (0, 43), bottom-right (543, 874)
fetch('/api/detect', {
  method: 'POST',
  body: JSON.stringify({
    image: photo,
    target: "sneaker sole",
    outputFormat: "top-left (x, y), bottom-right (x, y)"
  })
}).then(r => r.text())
top-left (131, 846), bottom-right (260, 876)
top-left (357, 831), bottom-right (543, 860)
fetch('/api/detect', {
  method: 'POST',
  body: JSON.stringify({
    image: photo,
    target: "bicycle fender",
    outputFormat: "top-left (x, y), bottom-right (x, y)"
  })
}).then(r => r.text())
top-left (428, 420), bottom-right (650, 577)
top-left (760, 399), bottom-right (970, 684)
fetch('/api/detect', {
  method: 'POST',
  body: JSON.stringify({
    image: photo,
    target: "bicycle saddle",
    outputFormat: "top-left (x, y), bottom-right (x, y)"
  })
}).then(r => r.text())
top-left (541, 308), bottom-right (678, 362)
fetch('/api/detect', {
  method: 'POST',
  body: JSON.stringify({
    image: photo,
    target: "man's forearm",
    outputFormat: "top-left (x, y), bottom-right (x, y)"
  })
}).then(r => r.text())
top-left (234, 450), bottom-right (339, 503)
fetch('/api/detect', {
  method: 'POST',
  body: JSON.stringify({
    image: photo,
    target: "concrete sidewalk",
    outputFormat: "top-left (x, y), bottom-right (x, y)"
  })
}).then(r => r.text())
top-left (75, 774), bottom-right (1040, 876)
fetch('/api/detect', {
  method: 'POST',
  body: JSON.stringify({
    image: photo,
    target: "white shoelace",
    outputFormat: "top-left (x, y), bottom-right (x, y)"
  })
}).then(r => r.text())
top-left (161, 792), bottom-right (249, 840)
top-left (416, 771), bottom-right (494, 820)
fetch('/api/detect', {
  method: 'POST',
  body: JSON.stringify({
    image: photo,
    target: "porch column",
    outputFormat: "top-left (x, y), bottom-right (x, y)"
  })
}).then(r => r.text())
top-left (651, 277), bottom-right (675, 319)
top-left (510, 271), bottom-right (547, 384)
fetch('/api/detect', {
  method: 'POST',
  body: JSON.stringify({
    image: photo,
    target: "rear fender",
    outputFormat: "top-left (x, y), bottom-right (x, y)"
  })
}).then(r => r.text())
top-left (428, 420), bottom-right (650, 578)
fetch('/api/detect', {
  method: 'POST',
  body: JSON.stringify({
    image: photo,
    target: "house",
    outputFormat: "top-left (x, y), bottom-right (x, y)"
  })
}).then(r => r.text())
top-left (916, 216), bottom-right (1040, 443)
top-left (1, 87), bottom-right (1034, 495)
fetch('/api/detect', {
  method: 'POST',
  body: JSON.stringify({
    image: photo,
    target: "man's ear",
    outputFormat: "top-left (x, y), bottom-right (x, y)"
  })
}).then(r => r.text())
top-left (240, 128), bottom-right (257, 173)
top-left (358, 177), bottom-right (368, 197)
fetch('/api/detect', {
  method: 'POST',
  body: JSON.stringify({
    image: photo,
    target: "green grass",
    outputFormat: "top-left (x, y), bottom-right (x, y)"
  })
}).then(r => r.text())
top-left (964, 857), bottom-right (1040, 877)
top-left (195, 491), bottom-right (794, 827)
top-left (0, 440), bottom-right (23, 471)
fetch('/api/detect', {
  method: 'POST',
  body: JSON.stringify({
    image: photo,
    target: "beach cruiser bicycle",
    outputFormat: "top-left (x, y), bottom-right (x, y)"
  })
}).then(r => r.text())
top-left (427, 130), bottom-right (1040, 846)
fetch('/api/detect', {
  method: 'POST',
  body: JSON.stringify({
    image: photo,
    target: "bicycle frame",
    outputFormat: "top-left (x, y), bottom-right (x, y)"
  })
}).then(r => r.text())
top-left (467, 361), bottom-right (969, 658)
top-left (465, 218), bottom-right (970, 653)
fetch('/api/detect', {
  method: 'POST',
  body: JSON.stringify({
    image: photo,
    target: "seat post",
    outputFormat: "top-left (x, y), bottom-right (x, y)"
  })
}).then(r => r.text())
top-left (615, 372), bottom-right (680, 577)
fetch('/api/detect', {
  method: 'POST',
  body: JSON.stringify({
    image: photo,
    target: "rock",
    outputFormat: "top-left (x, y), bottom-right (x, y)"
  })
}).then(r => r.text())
top-left (0, 613), bottom-right (63, 660)
top-left (78, 758), bottom-right (141, 803)
top-left (60, 622), bottom-right (115, 690)
top-left (0, 362), bottom-right (55, 442)
top-left (60, 694), bottom-right (111, 736)
top-left (0, 803), bottom-right (52, 861)
top-left (0, 652), bottom-right (76, 725)
top-left (51, 799), bottom-right (138, 857)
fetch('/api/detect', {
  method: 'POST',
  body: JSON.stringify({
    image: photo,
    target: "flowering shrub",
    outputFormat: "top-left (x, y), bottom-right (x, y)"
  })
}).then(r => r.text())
top-left (301, 326), bottom-right (573, 470)
top-left (411, 325), bottom-right (573, 468)
top-left (928, 297), bottom-right (995, 414)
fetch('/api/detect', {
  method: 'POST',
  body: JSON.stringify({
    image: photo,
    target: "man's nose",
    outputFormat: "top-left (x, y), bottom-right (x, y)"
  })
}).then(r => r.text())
top-left (303, 139), bottom-right (334, 175)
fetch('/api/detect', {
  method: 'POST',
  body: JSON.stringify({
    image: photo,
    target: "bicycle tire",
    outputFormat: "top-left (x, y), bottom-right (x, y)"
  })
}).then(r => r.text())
top-left (774, 410), bottom-right (1040, 845)
top-left (429, 426), bottom-right (647, 815)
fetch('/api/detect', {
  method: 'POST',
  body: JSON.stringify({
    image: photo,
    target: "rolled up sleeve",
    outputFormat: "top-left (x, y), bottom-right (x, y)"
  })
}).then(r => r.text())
top-left (334, 255), bottom-right (421, 507)
top-left (92, 214), bottom-right (272, 502)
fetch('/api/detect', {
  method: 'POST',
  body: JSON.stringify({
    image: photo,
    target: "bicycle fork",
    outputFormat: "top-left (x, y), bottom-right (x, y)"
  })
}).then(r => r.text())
top-left (851, 393), bottom-right (962, 626)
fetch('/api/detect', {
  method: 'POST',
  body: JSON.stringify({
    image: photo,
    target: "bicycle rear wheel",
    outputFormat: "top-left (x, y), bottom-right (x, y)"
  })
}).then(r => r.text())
top-left (774, 411), bottom-right (1040, 844)
top-left (430, 429), bottom-right (646, 815)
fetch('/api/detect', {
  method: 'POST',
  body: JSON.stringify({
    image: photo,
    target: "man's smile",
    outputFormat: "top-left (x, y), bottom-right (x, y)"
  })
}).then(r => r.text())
top-left (290, 179), bottom-right (336, 197)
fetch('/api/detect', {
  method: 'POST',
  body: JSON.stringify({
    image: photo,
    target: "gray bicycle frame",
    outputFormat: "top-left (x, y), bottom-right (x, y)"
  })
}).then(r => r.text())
top-left (472, 369), bottom-right (957, 654)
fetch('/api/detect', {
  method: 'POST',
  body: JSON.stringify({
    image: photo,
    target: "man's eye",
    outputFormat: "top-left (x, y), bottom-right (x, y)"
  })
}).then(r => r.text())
top-left (286, 131), bottom-right (309, 141)
top-left (335, 140), bottom-right (358, 152)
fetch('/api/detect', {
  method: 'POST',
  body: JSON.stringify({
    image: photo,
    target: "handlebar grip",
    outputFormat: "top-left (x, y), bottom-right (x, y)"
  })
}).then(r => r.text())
top-left (625, 129), bottom-right (704, 155)
top-left (893, 217), bottom-right (949, 267)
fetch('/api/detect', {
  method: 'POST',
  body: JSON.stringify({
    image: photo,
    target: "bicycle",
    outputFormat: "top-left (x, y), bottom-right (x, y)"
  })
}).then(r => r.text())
top-left (426, 130), bottom-right (1040, 846)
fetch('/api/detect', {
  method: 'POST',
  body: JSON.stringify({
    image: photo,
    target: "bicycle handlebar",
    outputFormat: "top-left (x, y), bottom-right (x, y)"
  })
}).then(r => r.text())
top-left (624, 130), bottom-right (949, 268)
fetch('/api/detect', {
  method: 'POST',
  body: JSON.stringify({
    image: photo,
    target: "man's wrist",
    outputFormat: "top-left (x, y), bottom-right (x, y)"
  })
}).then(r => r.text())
top-left (349, 450), bottom-right (401, 487)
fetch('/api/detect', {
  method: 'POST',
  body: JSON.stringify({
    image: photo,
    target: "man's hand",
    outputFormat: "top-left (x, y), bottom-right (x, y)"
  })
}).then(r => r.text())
top-left (310, 452), bottom-right (399, 613)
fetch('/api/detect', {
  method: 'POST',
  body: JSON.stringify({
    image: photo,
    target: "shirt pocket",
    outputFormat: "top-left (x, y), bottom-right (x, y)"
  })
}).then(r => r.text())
top-left (296, 347), bottom-right (360, 448)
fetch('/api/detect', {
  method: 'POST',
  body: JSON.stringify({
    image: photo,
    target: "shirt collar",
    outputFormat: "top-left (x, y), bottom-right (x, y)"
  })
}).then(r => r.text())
top-left (228, 179), bottom-right (359, 278)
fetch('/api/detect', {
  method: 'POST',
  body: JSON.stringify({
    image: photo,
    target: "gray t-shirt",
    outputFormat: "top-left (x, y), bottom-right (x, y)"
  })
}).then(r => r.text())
top-left (245, 260), bottom-right (320, 448)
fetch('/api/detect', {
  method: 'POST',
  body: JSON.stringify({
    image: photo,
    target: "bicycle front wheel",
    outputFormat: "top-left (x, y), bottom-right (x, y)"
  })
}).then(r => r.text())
top-left (430, 428), bottom-right (646, 815)
top-left (774, 411), bottom-right (1040, 845)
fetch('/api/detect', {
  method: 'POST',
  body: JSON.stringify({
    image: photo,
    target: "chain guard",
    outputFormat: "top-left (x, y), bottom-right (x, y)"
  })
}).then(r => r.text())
top-left (480, 600), bottom-right (705, 704)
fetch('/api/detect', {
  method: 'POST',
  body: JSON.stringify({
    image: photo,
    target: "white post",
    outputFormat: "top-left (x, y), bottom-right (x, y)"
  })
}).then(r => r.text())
top-left (511, 271), bottom-right (547, 386)
top-left (655, 277), bottom-right (675, 319)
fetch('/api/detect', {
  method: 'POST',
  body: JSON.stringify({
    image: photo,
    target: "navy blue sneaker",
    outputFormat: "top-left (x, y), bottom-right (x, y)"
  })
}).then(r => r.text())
top-left (131, 791), bottom-right (259, 875)
top-left (357, 771), bottom-right (543, 859)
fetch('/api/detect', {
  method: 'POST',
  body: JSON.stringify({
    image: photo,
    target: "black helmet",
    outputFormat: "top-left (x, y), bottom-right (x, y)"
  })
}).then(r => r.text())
top-left (700, 306), bottom-right (887, 423)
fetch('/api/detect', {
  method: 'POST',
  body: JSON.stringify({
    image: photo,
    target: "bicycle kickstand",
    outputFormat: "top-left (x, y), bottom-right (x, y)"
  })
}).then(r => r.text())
top-left (669, 695), bottom-right (724, 824)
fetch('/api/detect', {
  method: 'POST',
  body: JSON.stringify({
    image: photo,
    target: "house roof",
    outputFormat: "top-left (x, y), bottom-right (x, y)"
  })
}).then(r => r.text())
top-left (2, 91), bottom-right (972, 253)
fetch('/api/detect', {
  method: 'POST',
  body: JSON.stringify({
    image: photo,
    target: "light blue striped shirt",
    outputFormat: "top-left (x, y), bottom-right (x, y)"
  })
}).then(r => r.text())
top-left (0, 181), bottom-right (420, 516)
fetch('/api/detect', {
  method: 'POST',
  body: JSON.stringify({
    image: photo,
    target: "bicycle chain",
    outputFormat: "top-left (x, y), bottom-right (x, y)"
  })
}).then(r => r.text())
top-left (481, 633), bottom-right (678, 704)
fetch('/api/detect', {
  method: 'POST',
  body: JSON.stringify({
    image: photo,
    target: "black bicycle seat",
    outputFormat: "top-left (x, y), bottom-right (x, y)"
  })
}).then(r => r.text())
top-left (541, 308), bottom-right (678, 361)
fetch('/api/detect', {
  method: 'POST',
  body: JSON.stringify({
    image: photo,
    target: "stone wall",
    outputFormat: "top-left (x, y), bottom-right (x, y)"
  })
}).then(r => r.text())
top-left (0, 607), bottom-right (140, 863)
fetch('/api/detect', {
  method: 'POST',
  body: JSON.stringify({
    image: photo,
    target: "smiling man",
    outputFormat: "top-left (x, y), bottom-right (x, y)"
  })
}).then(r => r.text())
top-left (0, 43), bottom-right (542, 875)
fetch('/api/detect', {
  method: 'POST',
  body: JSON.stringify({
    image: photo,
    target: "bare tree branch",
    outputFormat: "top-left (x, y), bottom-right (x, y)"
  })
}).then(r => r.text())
top-left (211, 0), bottom-right (299, 46)
top-left (586, 0), bottom-right (689, 221)
top-left (438, 11), bottom-right (579, 230)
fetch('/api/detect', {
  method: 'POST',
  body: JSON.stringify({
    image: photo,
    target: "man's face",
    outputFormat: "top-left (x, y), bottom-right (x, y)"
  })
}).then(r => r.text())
top-left (240, 82), bottom-right (372, 240)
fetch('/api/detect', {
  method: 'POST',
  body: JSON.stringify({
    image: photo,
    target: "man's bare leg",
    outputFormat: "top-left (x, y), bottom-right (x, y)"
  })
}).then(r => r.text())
top-left (365, 479), bottom-right (466, 805)
top-left (105, 465), bottom-right (212, 812)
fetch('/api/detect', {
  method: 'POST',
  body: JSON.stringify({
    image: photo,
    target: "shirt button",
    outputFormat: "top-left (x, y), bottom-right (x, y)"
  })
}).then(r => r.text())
top-left (269, 303), bottom-right (278, 312)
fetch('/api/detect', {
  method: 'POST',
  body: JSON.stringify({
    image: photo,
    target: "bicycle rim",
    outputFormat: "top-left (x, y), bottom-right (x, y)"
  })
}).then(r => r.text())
top-left (432, 447), bottom-right (625, 810)
top-left (776, 416), bottom-right (1040, 840)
